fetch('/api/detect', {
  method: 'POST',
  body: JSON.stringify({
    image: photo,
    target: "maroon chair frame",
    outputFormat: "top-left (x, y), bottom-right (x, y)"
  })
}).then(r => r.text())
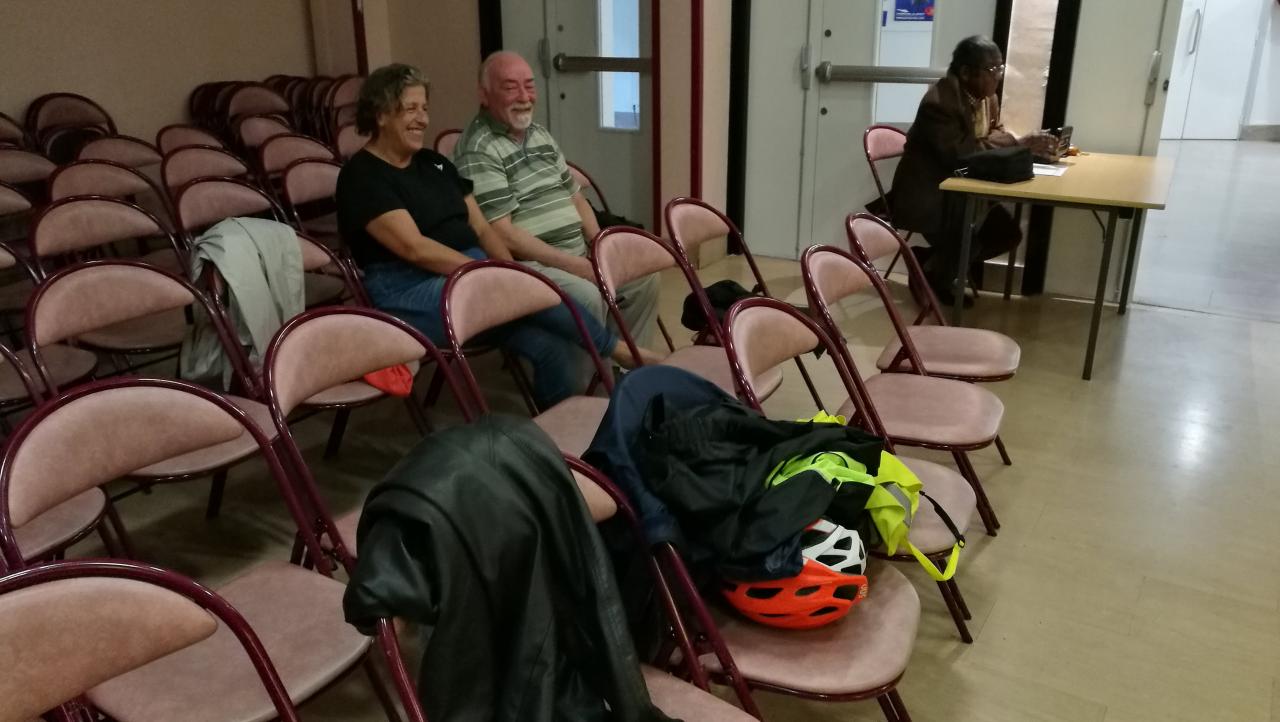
top-left (46, 160), bottom-right (179, 233)
top-left (26, 195), bottom-right (186, 281)
top-left (863, 124), bottom-right (912, 278)
top-left (0, 559), bottom-right (304, 722)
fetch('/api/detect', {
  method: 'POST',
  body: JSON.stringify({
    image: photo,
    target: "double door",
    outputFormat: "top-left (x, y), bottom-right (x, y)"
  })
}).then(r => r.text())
top-left (1161, 0), bottom-right (1263, 140)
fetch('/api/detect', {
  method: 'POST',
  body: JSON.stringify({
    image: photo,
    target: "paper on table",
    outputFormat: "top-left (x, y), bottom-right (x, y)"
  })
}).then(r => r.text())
top-left (1033, 163), bottom-right (1068, 177)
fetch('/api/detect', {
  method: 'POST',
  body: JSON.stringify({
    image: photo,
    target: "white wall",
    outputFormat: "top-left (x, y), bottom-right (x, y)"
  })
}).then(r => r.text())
top-left (0, 0), bottom-right (315, 141)
top-left (1248, 1), bottom-right (1280, 126)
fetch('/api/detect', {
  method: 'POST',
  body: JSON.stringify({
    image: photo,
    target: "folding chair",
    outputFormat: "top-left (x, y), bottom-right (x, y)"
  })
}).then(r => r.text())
top-left (160, 145), bottom-right (256, 207)
top-left (48, 159), bottom-right (178, 233)
top-left (334, 122), bottom-right (368, 159)
top-left (0, 111), bottom-right (30, 150)
top-left (235, 114), bottom-right (292, 152)
top-left (863, 124), bottom-right (912, 278)
top-left (280, 158), bottom-right (344, 252)
top-left (24, 92), bottom-right (115, 163)
top-left (156, 124), bottom-right (225, 155)
top-left (433, 128), bottom-right (462, 156)
top-left (226, 83), bottom-right (290, 124)
top-left (75, 134), bottom-right (163, 170)
top-left (0, 148), bottom-right (56, 200)
top-left (665, 196), bottom-right (824, 407)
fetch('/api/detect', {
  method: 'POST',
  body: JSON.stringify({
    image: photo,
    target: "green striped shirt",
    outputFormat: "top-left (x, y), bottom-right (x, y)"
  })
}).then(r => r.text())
top-left (453, 111), bottom-right (585, 253)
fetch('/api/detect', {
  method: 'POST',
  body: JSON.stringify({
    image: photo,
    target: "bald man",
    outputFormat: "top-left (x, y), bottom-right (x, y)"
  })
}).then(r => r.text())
top-left (453, 50), bottom-right (659, 345)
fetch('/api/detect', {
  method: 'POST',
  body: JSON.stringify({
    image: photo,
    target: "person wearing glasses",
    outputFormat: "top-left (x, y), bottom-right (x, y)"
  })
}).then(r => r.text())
top-left (891, 35), bottom-right (1057, 305)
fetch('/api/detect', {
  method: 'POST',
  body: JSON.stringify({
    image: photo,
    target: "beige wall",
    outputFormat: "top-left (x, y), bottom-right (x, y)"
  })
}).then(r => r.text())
top-left (658, 1), bottom-right (694, 237)
top-left (385, 0), bottom-right (482, 134)
top-left (310, 0), bottom-right (358, 76)
top-left (0, 0), bottom-right (315, 141)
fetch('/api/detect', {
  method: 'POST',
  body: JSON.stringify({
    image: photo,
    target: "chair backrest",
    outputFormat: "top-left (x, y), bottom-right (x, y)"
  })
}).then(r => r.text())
top-left (237, 115), bottom-right (292, 150)
top-left (0, 342), bottom-right (39, 404)
top-left (260, 134), bottom-right (337, 175)
top-left (327, 76), bottom-right (363, 110)
top-left (227, 83), bottom-right (290, 120)
top-left (49, 159), bottom-right (155, 202)
top-left (76, 135), bottom-right (163, 169)
top-left (0, 148), bottom-right (56, 186)
top-left (29, 197), bottom-right (178, 275)
top-left (282, 158), bottom-right (340, 208)
top-left (433, 128), bottom-right (462, 157)
top-left (332, 103), bottom-right (356, 128)
top-left (442, 260), bottom-right (616, 408)
top-left (0, 112), bottom-right (28, 148)
top-left (592, 227), bottom-right (677, 298)
top-left (802, 243), bottom-right (877, 311)
top-left (24, 93), bottom-right (116, 140)
top-left (0, 564), bottom-right (222, 721)
top-left (175, 176), bottom-right (279, 234)
top-left (334, 123), bottom-right (368, 159)
top-left (864, 124), bottom-right (907, 163)
top-left (664, 196), bottom-right (732, 256)
top-left (161, 145), bottom-right (251, 192)
top-left (156, 124), bottom-right (225, 155)
top-left (0, 182), bottom-right (32, 217)
top-left (847, 211), bottom-right (906, 264)
top-left (567, 160), bottom-right (610, 213)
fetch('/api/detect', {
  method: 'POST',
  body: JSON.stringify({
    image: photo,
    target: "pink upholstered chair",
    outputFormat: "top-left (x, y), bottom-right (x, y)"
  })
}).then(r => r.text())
top-left (75, 134), bottom-right (162, 170)
top-left (259, 133), bottom-right (336, 180)
top-left (24, 92), bottom-right (115, 163)
top-left (0, 111), bottom-right (31, 149)
top-left (334, 122), bottom-right (368, 159)
top-left (664, 196), bottom-right (824, 407)
top-left (567, 160), bottom-right (611, 214)
top-left (323, 76), bottom-right (362, 140)
top-left (0, 377), bottom-right (423, 721)
top-left (48, 159), bottom-right (178, 234)
top-left (280, 158), bottom-right (344, 253)
top-left (0, 148), bottom-right (56, 198)
top-left (0, 341), bottom-right (41, 434)
top-left (0, 560), bottom-right (304, 722)
top-left (155, 123), bottom-right (225, 154)
top-left (442, 260), bottom-right (615, 456)
top-left (433, 128), bottom-right (462, 157)
top-left (592, 226), bottom-right (780, 397)
top-left (801, 246), bottom-right (1006, 536)
top-left (235, 114), bottom-right (292, 151)
top-left (722, 294), bottom-right (981, 642)
top-left (226, 83), bottom-right (291, 123)
top-left (863, 124), bottom-right (913, 277)
top-left (160, 145), bottom-right (255, 206)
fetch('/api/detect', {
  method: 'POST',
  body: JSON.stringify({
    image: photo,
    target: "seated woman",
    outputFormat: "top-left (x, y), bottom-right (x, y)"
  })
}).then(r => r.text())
top-left (337, 63), bottom-right (660, 408)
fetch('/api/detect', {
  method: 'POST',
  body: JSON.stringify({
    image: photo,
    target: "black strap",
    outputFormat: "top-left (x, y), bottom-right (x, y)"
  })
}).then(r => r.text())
top-left (919, 490), bottom-right (966, 546)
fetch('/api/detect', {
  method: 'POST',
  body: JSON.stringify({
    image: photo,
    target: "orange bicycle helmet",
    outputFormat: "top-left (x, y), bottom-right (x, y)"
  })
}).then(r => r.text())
top-left (721, 519), bottom-right (869, 630)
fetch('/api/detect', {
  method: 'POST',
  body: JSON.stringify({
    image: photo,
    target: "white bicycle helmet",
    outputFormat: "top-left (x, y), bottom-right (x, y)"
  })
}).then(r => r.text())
top-left (801, 518), bottom-right (867, 575)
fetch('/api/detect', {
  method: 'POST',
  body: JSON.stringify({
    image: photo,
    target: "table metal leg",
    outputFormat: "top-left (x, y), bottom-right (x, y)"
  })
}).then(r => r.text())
top-left (1004, 203), bottom-right (1022, 300)
top-left (1118, 209), bottom-right (1144, 315)
top-left (1083, 211), bottom-right (1119, 380)
top-left (952, 195), bottom-right (976, 325)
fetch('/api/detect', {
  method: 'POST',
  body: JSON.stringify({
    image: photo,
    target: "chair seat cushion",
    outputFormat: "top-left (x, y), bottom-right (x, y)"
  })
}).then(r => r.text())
top-left (304, 272), bottom-right (345, 307)
top-left (888, 456), bottom-right (976, 555)
top-left (87, 561), bottom-right (371, 722)
top-left (14, 488), bottom-right (106, 561)
top-left (301, 360), bottom-right (420, 407)
top-left (839, 373), bottom-right (1004, 448)
top-left (78, 308), bottom-right (188, 352)
top-left (702, 564), bottom-right (920, 695)
top-left (0, 344), bottom-right (98, 402)
top-left (130, 396), bottom-right (279, 478)
top-left (876, 325), bottom-right (1020, 380)
top-left (642, 665), bottom-right (755, 721)
top-left (661, 344), bottom-right (783, 400)
top-left (533, 395), bottom-right (610, 457)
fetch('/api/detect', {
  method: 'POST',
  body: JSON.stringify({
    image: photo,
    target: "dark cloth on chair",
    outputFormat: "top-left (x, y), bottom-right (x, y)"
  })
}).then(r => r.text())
top-left (585, 366), bottom-right (884, 581)
top-left (891, 74), bottom-right (1021, 286)
top-left (345, 415), bottom-right (675, 722)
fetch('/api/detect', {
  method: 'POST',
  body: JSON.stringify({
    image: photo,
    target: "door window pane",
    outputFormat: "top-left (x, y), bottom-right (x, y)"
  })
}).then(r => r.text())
top-left (598, 0), bottom-right (641, 130)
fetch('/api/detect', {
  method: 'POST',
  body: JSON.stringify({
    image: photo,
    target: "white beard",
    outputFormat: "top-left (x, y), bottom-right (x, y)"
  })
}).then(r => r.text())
top-left (511, 111), bottom-right (534, 130)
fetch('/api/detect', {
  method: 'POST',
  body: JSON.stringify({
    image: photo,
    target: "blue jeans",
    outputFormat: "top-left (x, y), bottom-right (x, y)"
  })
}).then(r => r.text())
top-left (362, 249), bottom-right (618, 408)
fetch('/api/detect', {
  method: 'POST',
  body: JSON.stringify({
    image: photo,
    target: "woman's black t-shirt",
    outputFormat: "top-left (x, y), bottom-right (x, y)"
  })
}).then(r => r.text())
top-left (336, 148), bottom-right (479, 268)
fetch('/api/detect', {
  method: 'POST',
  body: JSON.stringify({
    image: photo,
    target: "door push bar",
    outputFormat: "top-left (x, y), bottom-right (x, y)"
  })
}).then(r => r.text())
top-left (552, 53), bottom-right (653, 74)
top-left (814, 62), bottom-right (945, 84)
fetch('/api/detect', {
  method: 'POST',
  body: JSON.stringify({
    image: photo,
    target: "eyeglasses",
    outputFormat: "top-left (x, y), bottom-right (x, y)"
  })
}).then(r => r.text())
top-left (985, 63), bottom-right (1007, 76)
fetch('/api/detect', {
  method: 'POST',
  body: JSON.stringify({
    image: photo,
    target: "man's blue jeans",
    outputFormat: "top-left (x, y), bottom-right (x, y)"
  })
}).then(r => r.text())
top-left (362, 250), bottom-right (618, 408)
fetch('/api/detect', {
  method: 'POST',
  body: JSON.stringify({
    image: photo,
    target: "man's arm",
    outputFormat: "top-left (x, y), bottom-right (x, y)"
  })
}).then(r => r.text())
top-left (571, 191), bottom-right (601, 241)
top-left (365, 210), bottom-right (476, 275)
top-left (488, 214), bottom-right (594, 279)
top-left (464, 194), bottom-right (512, 262)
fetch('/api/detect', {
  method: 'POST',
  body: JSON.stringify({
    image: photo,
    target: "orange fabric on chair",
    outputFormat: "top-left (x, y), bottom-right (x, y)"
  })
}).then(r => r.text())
top-left (363, 364), bottom-right (413, 397)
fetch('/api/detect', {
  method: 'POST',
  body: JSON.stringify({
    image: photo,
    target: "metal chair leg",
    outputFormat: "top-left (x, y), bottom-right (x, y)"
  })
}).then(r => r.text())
top-left (948, 578), bottom-right (972, 620)
top-left (995, 434), bottom-right (1013, 466)
top-left (953, 451), bottom-right (999, 535)
top-left (889, 689), bottom-right (913, 722)
top-left (205, 471), bottom-right (227, 520)
top-left (883, 249), bottom-right (904, 279)
top-left (362, 657), bottom-right (402, 722)
top-left (937, 580), bottom-right (974, 643)
top-left (323, 409), bottom-right (352, 460)
top-left (793, 356), bottom-right (824, 410)
top-left (656, 316), bottom-right (677, 353)
top-left (103, 498), bottom-right (137, 559)
top-left (878, 694), bottom-right (903, 722)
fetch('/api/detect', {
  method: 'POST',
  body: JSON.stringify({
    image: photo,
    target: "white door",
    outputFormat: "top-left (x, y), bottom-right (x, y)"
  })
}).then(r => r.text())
top-left (1160, 0), bottom-right (1259, 140)
top-left (501, 0), bottom-right (653, 224)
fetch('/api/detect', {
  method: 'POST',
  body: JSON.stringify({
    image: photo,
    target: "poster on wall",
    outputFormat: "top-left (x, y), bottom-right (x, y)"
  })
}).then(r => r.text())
top-left (894, 0), bottom-right (935, 21)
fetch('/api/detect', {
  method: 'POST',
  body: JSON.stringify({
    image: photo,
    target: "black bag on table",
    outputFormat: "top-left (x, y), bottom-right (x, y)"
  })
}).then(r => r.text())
top-left (957, 145), bottom-right (1033, 184)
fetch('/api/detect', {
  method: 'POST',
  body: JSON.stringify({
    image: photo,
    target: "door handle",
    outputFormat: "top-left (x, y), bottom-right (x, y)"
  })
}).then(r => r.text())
top-left (814, 62), bottom-right (946, 84)
top-left (1144, 50), bottom-right (1163, 106)
top-left (551, 53), bottom-right (651, 74)
top-left (1187, 8), bottom-right (1203, 55)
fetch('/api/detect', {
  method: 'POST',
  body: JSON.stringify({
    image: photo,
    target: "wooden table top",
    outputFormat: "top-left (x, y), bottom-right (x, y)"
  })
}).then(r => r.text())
top-left (940, 152), bottom-right (1173, 210)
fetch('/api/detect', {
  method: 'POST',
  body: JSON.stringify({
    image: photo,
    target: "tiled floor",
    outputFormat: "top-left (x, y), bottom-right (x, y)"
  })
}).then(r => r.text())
top-left (57, 251), bottom-right (1280, 721)
top-left (1135, 139), bottom-right (1280, 322)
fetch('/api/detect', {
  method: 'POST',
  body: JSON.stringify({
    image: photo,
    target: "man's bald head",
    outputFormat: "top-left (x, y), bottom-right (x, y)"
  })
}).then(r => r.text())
top-left (479, 50), bottom-right (538, 135)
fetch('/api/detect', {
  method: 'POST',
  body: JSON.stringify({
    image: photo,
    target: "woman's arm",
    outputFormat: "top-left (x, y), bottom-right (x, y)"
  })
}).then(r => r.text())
top-left (465, 194), bottom-right (513, 262)
top-left (365, 209), bottom-right (477, 275)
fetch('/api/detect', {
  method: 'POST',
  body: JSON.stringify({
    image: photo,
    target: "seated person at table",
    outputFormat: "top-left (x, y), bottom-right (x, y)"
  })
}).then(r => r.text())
top-left (891, 35), bottom-right (1057, 303)
top-left (336, 63), bottom-right (660, 408)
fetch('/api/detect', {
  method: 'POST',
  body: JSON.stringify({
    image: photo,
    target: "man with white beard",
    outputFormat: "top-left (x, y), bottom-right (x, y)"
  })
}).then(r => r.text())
top-left (454, 51), bottom-right (660, 348)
